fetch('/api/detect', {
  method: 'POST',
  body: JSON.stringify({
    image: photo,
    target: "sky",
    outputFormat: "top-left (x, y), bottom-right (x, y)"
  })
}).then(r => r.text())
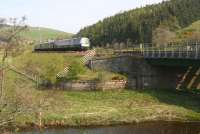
top-left (0, 0), bottom-right (164, 33)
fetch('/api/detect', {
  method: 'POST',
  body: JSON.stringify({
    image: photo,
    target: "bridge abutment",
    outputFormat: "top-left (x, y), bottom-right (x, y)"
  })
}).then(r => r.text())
top-left (89, 56), bottom-right (189, 90)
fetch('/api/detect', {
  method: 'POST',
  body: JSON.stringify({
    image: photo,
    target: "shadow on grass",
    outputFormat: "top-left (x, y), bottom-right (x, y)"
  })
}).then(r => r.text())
top-left (134, 89), bottom-right (200, 113)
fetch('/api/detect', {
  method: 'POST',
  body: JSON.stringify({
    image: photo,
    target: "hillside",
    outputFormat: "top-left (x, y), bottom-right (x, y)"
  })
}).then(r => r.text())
top-left (0, 25), bottom-right (73, 42)
top-left (175, 20), bottom-right (200, 42)
top-left (77, 0), bottom-right (200, 46)
top-left (21, 27), bottom-right (73, 41)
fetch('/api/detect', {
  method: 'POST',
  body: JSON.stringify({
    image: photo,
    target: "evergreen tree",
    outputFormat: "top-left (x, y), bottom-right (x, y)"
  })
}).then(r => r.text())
top-left (77, 0), bottom-right (200, 47)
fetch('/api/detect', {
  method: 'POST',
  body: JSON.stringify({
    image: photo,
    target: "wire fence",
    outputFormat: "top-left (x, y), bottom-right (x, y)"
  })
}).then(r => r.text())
top-left (8, 65), bottom-right (41, 87)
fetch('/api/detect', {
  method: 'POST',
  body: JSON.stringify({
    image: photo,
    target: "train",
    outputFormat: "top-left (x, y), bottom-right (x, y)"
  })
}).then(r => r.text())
top-left (34, 37), bottom-right (90, 51)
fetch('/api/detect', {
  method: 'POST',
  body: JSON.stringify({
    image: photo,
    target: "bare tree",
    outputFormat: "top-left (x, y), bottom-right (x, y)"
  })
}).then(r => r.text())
top-left (0, 17), bottom-right (27, 129)
top-left (152, 26), bottom-right (176, 47)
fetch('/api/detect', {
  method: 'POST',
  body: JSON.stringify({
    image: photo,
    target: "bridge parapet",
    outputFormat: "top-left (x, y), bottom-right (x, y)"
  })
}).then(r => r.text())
top-left (142, 42), bottom-right (200, 60)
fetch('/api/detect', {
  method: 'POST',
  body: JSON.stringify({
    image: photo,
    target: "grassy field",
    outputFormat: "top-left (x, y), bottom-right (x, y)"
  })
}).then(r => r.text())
top-left (3, 69), bottom-right (200, 130)
top-left (11, 51), bottom-right (125, 84)
top-left (0, 25), bottom-right (73, 42)
top-left (0, 23), bottom-right (200, 131)
top-left (175, 20), bottom-right (200, 42)
top-left (12, 52), bottom-right (82, 83)
top-left (20, 27), bottom-right (73, 41)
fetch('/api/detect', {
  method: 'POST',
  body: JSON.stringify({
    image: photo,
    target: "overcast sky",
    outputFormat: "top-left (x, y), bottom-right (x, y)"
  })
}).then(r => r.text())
top-left (0, 0), bottom-right (164, 33)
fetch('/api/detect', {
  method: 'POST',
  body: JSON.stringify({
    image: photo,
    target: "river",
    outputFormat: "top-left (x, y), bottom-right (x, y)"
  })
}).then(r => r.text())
top-left (21, 121), bottom-right (200, 134)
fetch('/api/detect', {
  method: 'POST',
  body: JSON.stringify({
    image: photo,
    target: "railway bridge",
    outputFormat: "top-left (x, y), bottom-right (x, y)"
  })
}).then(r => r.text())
top-left (124, 42), bottom-right (200, 90)
top-left (91, 42), bottom-right (200, 90)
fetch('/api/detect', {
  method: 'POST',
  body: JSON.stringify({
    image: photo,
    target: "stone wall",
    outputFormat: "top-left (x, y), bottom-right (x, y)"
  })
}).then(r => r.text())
top-left (89, 56), bottom-right (135, 73)
top-left (57, 80), bottom-right (127, 91)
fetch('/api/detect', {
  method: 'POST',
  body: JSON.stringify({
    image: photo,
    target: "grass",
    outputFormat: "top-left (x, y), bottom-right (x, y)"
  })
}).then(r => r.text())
top-left (180, 20), bottom-right (200, 32)
top-left (1, 31), bottom-right (200, 131)
top-left (12, 52), bottom-right (81, 83)
top-left (0, 25), bottom-right (73, 42)
top-left (175, 20), bottom-right (200, 42)
top-left (4, 69), bottom-right (200, 129)
top-left (21, 27), bottom-right (73, 41)
top-left (11, 50), bottom-right (126, 83)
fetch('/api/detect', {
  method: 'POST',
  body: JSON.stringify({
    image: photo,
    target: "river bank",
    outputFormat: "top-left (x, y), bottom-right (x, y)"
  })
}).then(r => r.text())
top-left (20, 121), bottom-right (200, 134)
top-left (2, 88), bottom-right (200, 133)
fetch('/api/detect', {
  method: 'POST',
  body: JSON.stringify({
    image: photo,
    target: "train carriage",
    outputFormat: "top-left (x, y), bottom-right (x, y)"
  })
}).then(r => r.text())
top-left (34, 37), bottom-right (90, 51)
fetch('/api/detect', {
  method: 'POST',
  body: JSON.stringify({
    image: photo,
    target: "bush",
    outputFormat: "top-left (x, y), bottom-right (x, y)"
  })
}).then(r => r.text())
top-left (14, 52), bottom-right (69, 84)
top-left (111, 76), bottom-right (125, 80)
top-left (60, 61), bottom-right (86, 81)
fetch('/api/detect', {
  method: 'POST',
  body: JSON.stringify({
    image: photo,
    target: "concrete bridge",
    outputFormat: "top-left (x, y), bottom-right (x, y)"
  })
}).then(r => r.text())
top-left (90, 42), bottom-right (200, 91)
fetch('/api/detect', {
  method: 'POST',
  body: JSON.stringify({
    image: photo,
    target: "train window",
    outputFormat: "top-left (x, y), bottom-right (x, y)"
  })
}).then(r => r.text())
top-left (67, 40), bottom-right (70, 45)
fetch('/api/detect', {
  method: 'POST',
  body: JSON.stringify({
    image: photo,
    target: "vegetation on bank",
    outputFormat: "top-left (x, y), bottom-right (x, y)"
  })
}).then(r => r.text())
top-left (12, 51), bottom-right (126, 84)
top-left (77, 0), bottom-right (200, 46)
top-left (4, 69), bottom-right (200, 131)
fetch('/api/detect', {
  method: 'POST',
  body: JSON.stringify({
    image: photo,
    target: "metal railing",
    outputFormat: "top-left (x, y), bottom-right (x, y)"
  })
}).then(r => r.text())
top-left (142, 42), bottom-right (200, 60)
top-left (95, 41), bottom-right (200, 60)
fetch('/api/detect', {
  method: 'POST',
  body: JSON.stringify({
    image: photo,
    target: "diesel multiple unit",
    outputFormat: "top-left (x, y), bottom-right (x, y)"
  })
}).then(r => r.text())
top-left (34, 37), bottom-right (90, 51)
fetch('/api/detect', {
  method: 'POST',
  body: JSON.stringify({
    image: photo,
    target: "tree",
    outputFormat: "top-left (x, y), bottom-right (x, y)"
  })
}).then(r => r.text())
top-left (0, 17), bottom-right (27, 129)
top-left (77, 0), bottom-right (200, 46)
top-left (152, 26), bottom-right (176, 47)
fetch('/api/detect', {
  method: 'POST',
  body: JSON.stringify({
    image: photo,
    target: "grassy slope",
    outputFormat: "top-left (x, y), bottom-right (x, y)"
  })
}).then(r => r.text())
top-left (0, 25), bottom-right (73, 41)
top-left (5, 70), bottom-right (200, 128)
top-left (21, 27), bottom-right (73, 41)
top-left (182, 20), bottom-right (200, 31)
top-left (4, 48), bottom-right (199, 129)
top-left (12, 51), bottom-right (125, 83)
top-left (175, 20), bottom-right (200, 42)
top-left (12, 52), bottom-right (82, 82)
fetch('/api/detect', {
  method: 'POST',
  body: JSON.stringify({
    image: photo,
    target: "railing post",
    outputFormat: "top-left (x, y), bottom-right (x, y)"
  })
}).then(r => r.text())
top-left (152, 48), bottom-right (154, 58)
top-left (164, 47), bottom-right (167, 58)
top-left (146, 47), bottom-right (149, 57)
top-left (179, 47), bottom-right (181, 58)
top-left (140, 43), bottom-right (143, 56)
top-left (186, 42), bottom-right (189, 59)
top-left (158, 48), bottom-right (161, 58)
top-left (196, 41), bottom-right (198, 59)
top-left (171, 45), bottom-right (174, 58)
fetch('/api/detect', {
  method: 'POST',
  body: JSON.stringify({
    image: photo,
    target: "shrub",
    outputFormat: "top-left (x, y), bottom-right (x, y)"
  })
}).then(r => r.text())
top-left (62, 61), bottom-right (86, 81)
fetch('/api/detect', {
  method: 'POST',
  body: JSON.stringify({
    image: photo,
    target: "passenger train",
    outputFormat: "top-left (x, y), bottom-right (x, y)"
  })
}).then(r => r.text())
top-left (34, 37), bottom-right (90, 51)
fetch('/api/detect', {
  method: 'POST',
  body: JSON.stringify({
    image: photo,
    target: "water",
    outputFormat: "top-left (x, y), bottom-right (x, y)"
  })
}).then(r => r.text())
top-left (21, 122), bottom-right (200, 134)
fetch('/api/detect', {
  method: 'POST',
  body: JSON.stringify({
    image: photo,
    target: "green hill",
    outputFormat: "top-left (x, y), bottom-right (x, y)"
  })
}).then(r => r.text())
top-left (0, 25), bottom-right (73, 41)
top-left (175, 20), bottom-right (200, 42)
top-left (77, 0), bottom-right (200, 46)
top-left (21, 27), bottom-right (73, 41)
